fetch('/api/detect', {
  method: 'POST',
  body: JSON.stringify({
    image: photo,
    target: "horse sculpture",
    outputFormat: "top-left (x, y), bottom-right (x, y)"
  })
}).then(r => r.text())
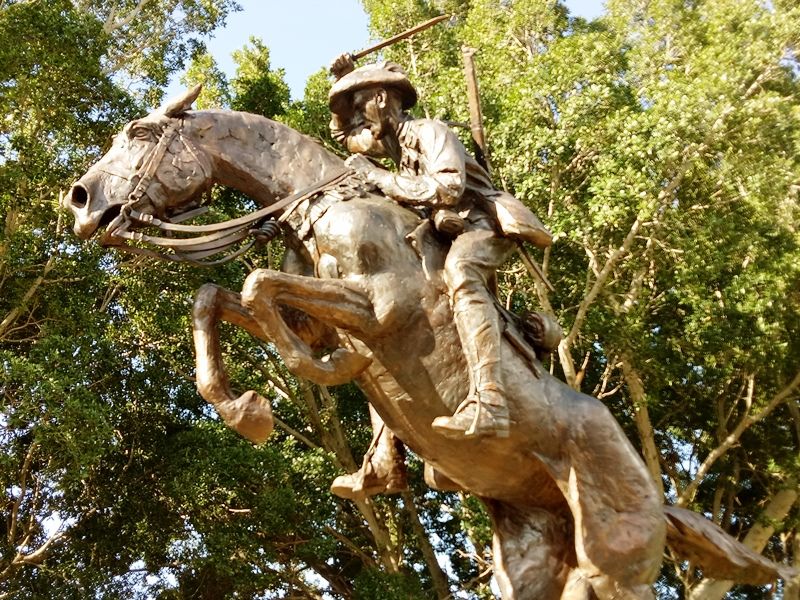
top-left (64, 86), bottom-right (794, 599)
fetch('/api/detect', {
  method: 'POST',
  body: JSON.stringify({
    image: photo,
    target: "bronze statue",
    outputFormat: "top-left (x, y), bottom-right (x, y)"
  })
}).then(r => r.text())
top-left (326, 57), bottom-right (561, 499)
top-left (63, 86), bottom-right (794, 599)
top-left (329, 57), bottom-right (555, 440)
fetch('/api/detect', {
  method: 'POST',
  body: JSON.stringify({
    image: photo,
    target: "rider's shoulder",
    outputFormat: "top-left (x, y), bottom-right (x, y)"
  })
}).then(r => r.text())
top-left (403, 118), bottom-right (460, 144)
top-left (407, 117), bottom-right (453, 133)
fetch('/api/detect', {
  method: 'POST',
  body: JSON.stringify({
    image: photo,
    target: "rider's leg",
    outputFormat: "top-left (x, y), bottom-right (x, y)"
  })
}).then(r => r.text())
top-left (433, 229), bottom-right (515, 438)
top-left (330, 404), bottom-right (408, 499)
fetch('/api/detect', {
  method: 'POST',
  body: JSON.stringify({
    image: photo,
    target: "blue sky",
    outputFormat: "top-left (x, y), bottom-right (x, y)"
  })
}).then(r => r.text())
top-left (173, 0), bottom-right (605, 101)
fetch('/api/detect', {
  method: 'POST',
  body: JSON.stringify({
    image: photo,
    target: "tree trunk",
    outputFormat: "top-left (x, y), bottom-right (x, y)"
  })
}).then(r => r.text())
top-left (619, 356), bottom-right (664, 498)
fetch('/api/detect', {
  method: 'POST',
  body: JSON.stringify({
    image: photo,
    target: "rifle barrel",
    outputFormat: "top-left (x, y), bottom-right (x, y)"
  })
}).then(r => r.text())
top-left (351, 14), bottom-right (449, 60)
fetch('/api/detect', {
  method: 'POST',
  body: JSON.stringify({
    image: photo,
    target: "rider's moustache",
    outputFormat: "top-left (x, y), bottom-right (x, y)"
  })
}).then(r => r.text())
top-left (346, 128), bottom-right (377, 154)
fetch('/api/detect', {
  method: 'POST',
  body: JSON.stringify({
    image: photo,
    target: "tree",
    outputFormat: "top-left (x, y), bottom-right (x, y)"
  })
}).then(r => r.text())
top-left (73, 0), bottom-right (241, 104)
top-left (230, 37), bottom-right (290, 118)
top-left (2, 0), bottom-right (798, 597)
top-left (0, 0), bottom-right (248, 597)
top-left (181, 50), bottom-right (231, 109)
top-left (362, 0), bottom-right (800, 596)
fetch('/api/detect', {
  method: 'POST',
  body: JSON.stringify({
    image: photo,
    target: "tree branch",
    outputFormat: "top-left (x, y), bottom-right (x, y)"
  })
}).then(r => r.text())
top-left (677, 370), bottom-right (800, 508)
top-left (7, 442), bottom-right (37, 546)
top-left (103, 0), bottom-right (152, 34)
top-left (620, 356), bottom-right (665, 497)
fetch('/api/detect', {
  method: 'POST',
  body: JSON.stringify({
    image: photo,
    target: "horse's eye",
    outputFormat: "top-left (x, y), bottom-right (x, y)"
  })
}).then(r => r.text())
top-left (131, 127), bottom-right (154, 141)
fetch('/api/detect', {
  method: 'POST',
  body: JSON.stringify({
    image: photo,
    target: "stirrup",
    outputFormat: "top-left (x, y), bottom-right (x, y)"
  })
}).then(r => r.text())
top-left (432, 387), bottom-right (510, 439)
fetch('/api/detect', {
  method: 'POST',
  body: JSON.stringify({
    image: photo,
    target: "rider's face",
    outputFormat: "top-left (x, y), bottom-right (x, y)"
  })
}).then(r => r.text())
top-left (350, 88), bottom-right (384, 134)
top-left (345, 88), bottom-right (400, 154)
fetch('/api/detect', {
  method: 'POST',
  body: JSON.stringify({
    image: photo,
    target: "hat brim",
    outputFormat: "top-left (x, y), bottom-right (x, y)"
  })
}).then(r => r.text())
top-left (329, 71), bottom-right (417, 114)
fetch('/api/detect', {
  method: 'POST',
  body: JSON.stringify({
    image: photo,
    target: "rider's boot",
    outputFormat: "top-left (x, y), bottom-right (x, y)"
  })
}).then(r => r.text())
top-left (330, 458), bottom-right (408, 500)
top-left (432, 296), bottom-right (511, 439)
top-left (330, 414), bottom-right (408, 500)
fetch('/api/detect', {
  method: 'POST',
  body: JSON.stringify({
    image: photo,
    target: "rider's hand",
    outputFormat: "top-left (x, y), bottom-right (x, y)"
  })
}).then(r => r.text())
top-left (330, 53), bottom-right (355, 79)
top-left (345, 153), bottom-right (377, 176)
top-left (346, 154), bottom-right (385, 190)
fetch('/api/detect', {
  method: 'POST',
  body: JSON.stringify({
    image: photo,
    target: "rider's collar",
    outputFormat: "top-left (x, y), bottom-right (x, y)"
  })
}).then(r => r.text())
top-left (395, 116), bottom-right (414, 142)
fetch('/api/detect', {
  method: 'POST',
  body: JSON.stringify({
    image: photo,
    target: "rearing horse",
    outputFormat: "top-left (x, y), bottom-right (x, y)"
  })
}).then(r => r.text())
top-left (64, 87), bottom-right (792, 599)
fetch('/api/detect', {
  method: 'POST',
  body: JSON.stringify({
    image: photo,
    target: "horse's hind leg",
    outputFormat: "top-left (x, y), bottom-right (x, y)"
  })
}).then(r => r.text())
top-left (192, 283), bottom-right (276, 443)
top-left (240, 269), bottom-right (375, 386)
top-left (485, 500), bottom-right (574, 600)
top-left (554, 393), bottom-right (662, 599)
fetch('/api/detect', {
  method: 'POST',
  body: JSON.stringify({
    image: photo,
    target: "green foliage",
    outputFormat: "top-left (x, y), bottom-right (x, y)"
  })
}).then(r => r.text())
top-left (230, 37), bottom-right (290, 118)
top-left (75, 0), bottom-right (241, 104)
top-left (181, 50), bottom-right (231, 109)
top-left (282, 70), bottom-right (342, 155)
top-left (352, 568), bottom-right (426, 599)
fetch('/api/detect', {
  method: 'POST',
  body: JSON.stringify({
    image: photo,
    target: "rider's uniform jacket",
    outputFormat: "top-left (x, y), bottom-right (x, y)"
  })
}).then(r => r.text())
top-left (332, 116), bottom-right (551, 248)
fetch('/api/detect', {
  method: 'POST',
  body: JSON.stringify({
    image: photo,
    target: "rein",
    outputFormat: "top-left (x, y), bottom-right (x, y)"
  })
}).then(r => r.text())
top-left (109, 156), bottom-right (353, 266)
top-left (127, 121), bottom-right (183, 206)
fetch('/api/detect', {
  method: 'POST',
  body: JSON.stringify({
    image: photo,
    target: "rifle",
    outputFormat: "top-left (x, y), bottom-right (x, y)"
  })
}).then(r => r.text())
top-left (331, 15), bottom-right (450, 75)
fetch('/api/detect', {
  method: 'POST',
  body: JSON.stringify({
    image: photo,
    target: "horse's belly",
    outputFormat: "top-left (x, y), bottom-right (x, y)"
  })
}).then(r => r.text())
top-left (355, 315), bottom-right (567, 508)
top-left (310, 196), bottom-right (567, 507)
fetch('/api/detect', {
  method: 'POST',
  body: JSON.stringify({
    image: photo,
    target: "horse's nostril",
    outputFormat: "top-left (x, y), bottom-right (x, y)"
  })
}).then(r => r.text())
top-left (70, 184), bottom-right (88, 209)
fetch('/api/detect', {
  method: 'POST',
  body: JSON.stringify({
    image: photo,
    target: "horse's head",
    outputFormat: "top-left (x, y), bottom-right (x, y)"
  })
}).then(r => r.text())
top-left (64, 85), bottom-right (213, 243)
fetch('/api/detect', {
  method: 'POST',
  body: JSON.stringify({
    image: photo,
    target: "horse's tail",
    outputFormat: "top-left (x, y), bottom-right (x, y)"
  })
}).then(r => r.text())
top-left (664, 505), bottom-right (796, 585)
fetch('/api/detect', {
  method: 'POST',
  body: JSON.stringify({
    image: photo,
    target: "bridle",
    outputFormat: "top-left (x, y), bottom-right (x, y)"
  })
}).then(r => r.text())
top-left (126, 120), bottom-right (184, 207)
top-left (104, 117), bottom-right (354, 266)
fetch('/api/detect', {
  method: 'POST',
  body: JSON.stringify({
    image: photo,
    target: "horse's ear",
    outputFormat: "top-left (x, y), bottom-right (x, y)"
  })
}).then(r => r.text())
top-left (161, 84), bottom-right (203, 118)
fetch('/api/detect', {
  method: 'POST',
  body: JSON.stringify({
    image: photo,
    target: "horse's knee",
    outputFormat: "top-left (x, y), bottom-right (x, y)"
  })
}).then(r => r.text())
top-left (193, 282), bottom-right (221, 318)
top-left (241, 269), bottom-right (275, 308)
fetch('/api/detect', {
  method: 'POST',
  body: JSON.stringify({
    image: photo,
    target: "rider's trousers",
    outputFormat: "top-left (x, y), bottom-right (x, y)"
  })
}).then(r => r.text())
top-left (443, 227), bottom-right (515, 402)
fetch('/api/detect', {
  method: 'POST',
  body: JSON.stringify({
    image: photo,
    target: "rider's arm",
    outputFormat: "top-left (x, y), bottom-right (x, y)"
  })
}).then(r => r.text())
top-left (370, 121), bottom-right (466, 208)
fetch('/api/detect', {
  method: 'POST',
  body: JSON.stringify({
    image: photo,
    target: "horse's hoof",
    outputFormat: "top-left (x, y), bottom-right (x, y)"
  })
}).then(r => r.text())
top-left (218, 390), bottom-right (274, 444)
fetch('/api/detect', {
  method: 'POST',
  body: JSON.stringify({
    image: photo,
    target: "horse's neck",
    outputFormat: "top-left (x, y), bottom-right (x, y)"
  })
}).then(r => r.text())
top-left (188, 110), bottom-right (345, 205)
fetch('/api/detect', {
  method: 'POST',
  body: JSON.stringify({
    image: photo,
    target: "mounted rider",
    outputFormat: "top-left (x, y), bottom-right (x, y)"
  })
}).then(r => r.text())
top-left (328, 55), bottom-right (556, 439)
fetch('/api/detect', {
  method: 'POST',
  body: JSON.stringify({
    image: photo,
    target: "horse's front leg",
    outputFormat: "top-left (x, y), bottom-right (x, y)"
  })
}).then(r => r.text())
top-left (192, 283), bottom-right (275, 444)
top-left (240, 269), bottom-right (376, 386)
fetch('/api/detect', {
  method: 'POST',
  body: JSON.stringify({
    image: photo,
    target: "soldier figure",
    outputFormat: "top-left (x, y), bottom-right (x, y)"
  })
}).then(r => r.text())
top-left (329, 56), bottom-right (553, 439)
